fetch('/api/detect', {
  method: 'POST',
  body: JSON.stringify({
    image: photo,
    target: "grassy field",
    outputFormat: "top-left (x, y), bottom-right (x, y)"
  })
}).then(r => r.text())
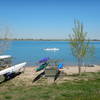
top-left (0, 72), bottom-right (100, 100)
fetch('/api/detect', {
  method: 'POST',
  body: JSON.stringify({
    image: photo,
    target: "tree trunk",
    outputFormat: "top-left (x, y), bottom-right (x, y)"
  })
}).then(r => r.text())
top-left (78, 65), bottom-right (81, 75)
top-left (78, 58), bottom-right (82, 75)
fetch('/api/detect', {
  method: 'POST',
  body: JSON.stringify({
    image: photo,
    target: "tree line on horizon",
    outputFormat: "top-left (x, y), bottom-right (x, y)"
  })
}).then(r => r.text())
top-left (0, 38), bottom-right (100, 41)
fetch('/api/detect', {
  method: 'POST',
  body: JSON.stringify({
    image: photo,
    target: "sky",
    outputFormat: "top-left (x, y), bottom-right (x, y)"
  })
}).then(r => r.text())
top-left (0, 0), bottom-right (100, 39)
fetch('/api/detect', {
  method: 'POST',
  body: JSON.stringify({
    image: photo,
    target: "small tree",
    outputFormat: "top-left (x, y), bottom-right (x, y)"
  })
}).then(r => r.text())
top-left (69, 20), bottom-right (94, 74)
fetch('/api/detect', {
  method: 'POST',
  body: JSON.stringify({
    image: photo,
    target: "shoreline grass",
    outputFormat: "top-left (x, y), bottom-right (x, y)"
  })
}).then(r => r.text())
top-left (0, 72), bottom-right (100, 100)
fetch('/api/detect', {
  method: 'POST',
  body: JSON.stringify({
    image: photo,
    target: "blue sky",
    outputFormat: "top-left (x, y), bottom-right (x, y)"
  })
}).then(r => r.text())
top-left (0, 0), bottom-right (100, 39)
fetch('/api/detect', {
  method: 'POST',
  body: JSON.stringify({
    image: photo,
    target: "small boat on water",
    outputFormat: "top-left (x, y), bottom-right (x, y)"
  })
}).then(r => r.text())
top-left (44, 48), bottom-right (60, 51)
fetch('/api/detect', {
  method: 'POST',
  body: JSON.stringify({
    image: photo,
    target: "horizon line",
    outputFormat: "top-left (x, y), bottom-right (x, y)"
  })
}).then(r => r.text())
top-left (0, 38), bottom-right (100, 41)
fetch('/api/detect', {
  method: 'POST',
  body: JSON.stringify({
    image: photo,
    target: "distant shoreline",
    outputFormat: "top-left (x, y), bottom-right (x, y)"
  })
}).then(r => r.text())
top-left (0, 39), bottom-right (100, 41)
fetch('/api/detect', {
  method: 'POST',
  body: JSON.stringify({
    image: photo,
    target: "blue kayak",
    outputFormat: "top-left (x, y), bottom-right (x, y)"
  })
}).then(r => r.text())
top-left (57, 64), bottom-right (63, 69)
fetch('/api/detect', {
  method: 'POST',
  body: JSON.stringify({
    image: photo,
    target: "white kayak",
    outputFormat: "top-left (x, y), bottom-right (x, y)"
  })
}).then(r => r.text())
top-left (0, 62), bottom-right (27, 76)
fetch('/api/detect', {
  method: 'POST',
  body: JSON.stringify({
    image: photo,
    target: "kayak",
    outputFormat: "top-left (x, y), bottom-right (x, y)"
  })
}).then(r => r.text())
top-left (57, 64), bottom-right (63, 69)
top-left (38, 57), bottom-right (49, 63)
top-left (36, 62), bottom-right (48, 72)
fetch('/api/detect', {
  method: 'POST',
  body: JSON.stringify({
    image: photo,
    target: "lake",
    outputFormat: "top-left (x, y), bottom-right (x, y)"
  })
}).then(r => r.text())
top-left (4, 40), bottom-right (100, 66)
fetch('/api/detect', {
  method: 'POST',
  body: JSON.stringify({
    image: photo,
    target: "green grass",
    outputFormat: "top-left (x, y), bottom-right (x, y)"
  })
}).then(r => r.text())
top-left (1, 72), bottom-right (100, 100)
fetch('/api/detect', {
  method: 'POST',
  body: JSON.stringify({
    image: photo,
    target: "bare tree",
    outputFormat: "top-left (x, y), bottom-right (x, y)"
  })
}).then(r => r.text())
top-left (0, 26), bottom-right (12, 54)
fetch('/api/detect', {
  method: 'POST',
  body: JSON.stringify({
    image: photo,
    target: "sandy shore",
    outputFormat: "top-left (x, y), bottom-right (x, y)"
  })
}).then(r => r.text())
top-left (22, 65), bottom-right (100, 78)
top-left (24, 65), bottom-right (100, 75)
top-left (63, 65), bottom-right (100, 74)
top-left (9, 65), bottom-right (100, 85)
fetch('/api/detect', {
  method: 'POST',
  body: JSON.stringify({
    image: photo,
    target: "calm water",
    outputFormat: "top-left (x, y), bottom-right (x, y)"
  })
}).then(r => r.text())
top-left (4, 41), bottom-right (100, 66)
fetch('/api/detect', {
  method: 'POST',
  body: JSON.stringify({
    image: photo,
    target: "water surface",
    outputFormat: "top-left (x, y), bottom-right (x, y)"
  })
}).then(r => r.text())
top-left (4, 41), bottom-right (100, 66)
